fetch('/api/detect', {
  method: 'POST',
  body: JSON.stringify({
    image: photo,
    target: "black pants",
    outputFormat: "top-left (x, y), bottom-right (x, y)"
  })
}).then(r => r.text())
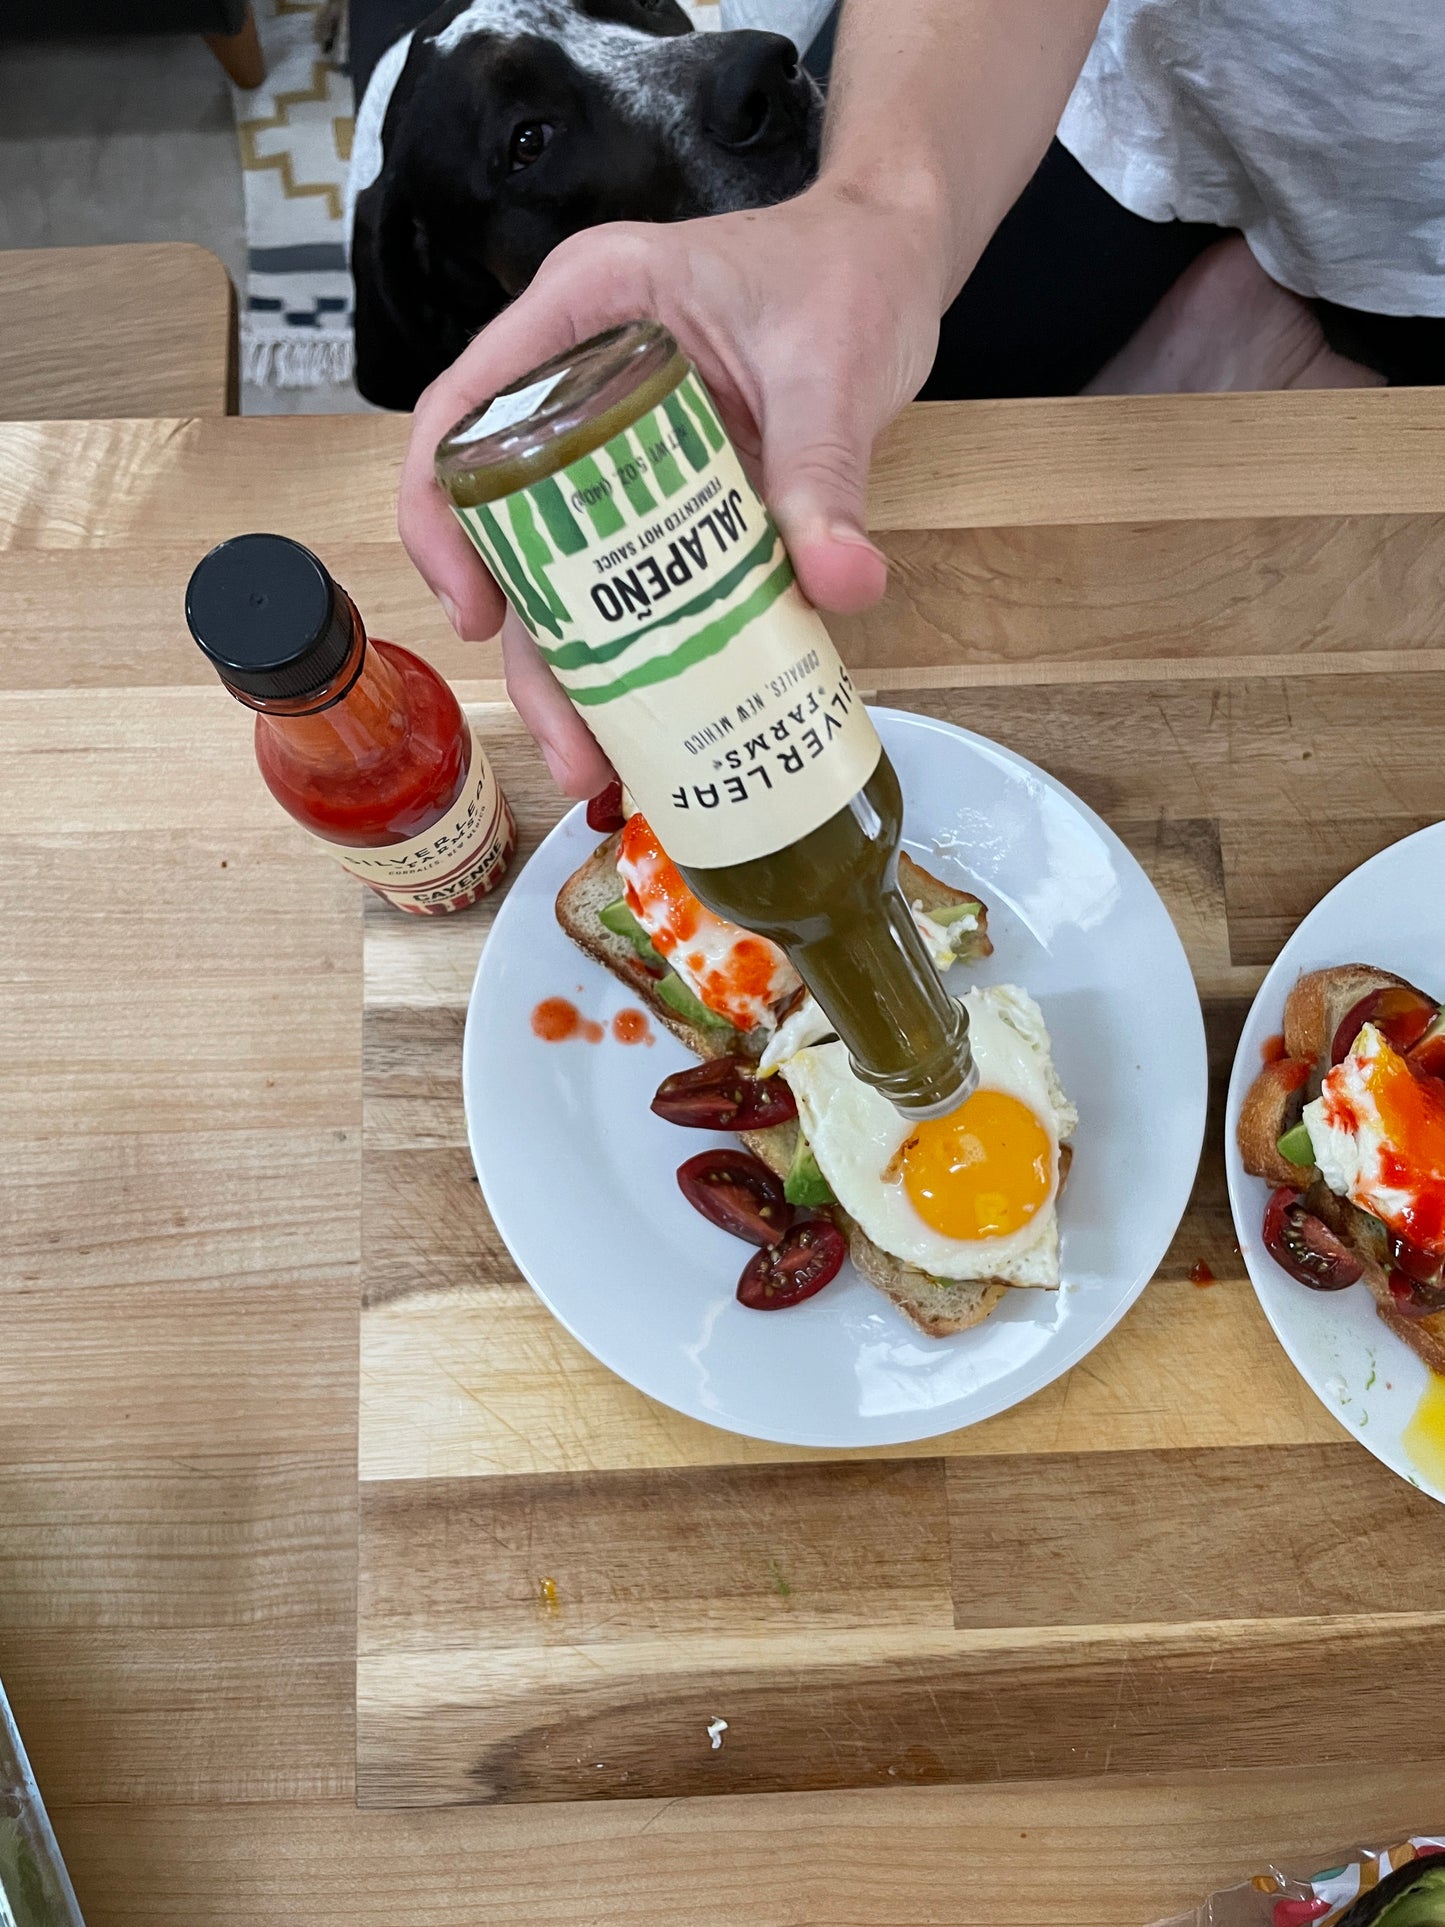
top-left (922, 141), bottom-right (1445, 398)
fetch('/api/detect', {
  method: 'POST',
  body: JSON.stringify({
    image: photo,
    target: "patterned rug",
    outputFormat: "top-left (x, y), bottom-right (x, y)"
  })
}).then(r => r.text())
top-left (232, 0), bottom-right (355, 390)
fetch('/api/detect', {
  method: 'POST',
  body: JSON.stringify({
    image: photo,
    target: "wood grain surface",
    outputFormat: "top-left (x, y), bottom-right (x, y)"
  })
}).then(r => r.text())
top-left (0, 245), bottom-right (238, 420)
top-left (356, 693), bottom-right (1445, 1809)
top-left (3, 399), bottom-right (1443, 1926)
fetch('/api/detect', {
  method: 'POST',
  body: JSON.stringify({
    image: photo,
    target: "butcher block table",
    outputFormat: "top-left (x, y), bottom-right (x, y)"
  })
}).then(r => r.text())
top-left (3, 392), bottom-right (1443, 1924)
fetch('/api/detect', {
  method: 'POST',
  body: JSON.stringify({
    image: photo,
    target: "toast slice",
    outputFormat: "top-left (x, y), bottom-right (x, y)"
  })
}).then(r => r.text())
top-left (1237, 963), bottom-right (1445, 1375)
top-left (1236, 1054), bottom-right (1318, 1190)
top-left (552, 830), bottom-right (750, 1060)
top-left (555, 833), bottom-right (1024, 1338)
top-left (554, 835), bottom-right (993, 1061)
top-left (1281, 964), bottom-right (1414, 1065)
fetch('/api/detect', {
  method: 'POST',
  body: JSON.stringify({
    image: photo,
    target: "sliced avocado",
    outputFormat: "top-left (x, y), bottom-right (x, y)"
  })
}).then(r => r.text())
top-left (1276, 1120), bottom-right (1316, 1168)
top-left (656, 972), bottom-right (734, 1030)
top-left (926, 897), bottom-right (982, 928)
top-left (598, 897), bottom-right (734, 1031)
top-left (1337, 1861), bottom-right (1445, 1927)
top-left (598, 896), bottom-right (665, 970)
top-left (784, 1133), bottom-right (835, 1207)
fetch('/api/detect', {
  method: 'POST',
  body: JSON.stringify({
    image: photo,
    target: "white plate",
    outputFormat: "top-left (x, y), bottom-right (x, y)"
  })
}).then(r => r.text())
top-left (465, 708), bottom-right (1207, 1448)
top-left (1224, 821), bottom-right (1445, 1502)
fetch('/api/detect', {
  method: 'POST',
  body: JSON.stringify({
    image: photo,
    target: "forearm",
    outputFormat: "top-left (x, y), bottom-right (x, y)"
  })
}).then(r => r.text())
top-left (818, 0), bottom-right (1107, 308)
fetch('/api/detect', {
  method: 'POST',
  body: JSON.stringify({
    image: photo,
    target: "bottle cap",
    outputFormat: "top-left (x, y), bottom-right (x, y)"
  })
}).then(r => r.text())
top-left (184, 533), bottom-right (355, 700)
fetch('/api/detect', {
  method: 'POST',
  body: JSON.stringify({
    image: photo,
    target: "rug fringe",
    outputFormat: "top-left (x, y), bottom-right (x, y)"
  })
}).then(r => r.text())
top-left (242, 330), bottom-right (355, 390)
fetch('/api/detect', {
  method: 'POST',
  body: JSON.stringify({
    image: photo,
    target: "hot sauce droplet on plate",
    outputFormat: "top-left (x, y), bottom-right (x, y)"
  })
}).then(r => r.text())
top-left (1261, 1033), bottom-right (1288, 1064)
top-left (612, 1007), bottom-right (653, 1046)
top-left (532, 997), bottom-right (603, 1043)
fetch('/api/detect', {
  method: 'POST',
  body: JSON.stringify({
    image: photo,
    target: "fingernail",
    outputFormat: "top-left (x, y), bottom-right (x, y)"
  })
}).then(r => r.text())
top-left (828, 522), bottom-right (881, 553)
top-left (439, 592), bottom-right (463, 634)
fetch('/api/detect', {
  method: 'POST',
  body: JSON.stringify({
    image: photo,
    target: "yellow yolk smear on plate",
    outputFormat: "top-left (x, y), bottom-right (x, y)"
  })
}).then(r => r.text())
top-left (1403, 1373), bottom-right (1445, 1490)
top-left (615, 813), bottom-right (798, 1031)
top-left (901, 1088), bottom-right (1054, 1240)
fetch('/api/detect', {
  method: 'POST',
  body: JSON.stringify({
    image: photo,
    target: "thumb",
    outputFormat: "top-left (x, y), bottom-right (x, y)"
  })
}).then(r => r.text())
top-left (761, 374), bottom-right (888, 615)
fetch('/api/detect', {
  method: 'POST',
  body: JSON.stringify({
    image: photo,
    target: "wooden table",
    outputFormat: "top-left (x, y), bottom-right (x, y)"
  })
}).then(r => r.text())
top-left (3, 396), bottom-right (1442, 1925)
top-left (0, 245), bottom-right (238, 421)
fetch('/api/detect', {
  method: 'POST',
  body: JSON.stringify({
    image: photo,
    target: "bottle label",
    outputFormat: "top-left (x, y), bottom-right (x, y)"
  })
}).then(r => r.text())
top-left (305, 728), bottom-right (516, 915)
top-left (449, 369), bottom-right (880, 867)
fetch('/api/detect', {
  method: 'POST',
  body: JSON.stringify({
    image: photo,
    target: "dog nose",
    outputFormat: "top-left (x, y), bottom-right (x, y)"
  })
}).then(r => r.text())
top-left (701, 31), bottom-right (805, 151)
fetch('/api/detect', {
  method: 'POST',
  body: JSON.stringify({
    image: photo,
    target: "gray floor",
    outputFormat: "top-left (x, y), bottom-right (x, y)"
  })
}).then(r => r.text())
top-left (0, 30), bottom-right (372, 415)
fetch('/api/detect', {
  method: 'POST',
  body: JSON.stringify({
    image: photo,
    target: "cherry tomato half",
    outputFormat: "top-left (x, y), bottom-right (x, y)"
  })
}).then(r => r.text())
top-left (1390, 1234), bottom-right (1445, 1288)
top-left (1410, 1013), bottom-right (1445, 1082)
top-left (676, 1149), bottom-right (793, 1247)
top-left (585, 779), bottom-right (626, 834)
top-left (1389, 1270), bottom-right (1445, 1318)
top-left (650, 1055), bottom-right (798, 1131)
top-left (1331, 985), bottom-right (1439, 1066)
top-left (736, 1219), bottom-right (847, 1310)
top-left (1262, 1186), bottom-right (1363, 1291)
top-left (1388, 1235), bottom-right (1445, 1319)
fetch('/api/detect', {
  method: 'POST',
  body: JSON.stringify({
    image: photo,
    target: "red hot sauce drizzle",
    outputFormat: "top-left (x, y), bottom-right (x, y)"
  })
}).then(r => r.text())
top-left (612, 1008), bottom-right (653, 1045)
top-left (531, 998), bottom-right (603, 1043)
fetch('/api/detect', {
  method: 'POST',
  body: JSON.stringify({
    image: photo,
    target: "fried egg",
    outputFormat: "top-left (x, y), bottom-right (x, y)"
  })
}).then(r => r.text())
top-left (775, 985), bottom-right (1077, 1285)
top-left (1303, 1023), bottom-right (1445, 1257)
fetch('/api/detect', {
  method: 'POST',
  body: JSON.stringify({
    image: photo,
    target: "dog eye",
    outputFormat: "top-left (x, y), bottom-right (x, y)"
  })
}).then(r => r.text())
top-left (508, 122), bottom-right (554, 170)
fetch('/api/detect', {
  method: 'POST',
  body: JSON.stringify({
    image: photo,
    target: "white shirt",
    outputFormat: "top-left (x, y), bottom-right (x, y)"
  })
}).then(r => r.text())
top-left (1059, 0), bottom-right (1445, 316)
top-left (718, 0), bottom-right (833, 45)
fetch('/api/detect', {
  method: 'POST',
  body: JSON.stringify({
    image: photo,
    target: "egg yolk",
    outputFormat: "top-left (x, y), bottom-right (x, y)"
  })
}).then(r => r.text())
top-left (901, 1089), bottom-right (1054, 1240)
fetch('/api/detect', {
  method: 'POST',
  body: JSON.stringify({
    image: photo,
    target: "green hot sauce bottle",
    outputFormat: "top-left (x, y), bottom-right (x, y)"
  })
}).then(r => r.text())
top-left (435, 321), bottom-right (975, 1117)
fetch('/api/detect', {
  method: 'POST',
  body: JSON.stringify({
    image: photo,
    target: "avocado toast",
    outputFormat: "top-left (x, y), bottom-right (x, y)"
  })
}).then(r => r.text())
top-left (1237, 964), bottom-right (1445, 1375)
top-left (555, 829), bottom-right (1037, 1337)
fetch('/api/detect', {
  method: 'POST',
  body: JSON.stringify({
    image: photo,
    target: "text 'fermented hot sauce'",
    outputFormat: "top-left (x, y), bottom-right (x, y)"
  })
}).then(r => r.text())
top-left (185, 535), bottom-right (515, 914)
top-left (434, 321), bottom-right (977, 1120)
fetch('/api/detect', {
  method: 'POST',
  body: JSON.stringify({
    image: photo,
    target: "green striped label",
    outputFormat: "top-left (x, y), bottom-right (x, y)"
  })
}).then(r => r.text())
top-left (455, 371), bottom-right (761, 701)
top-left (447, 365), bottom-right (879, 866)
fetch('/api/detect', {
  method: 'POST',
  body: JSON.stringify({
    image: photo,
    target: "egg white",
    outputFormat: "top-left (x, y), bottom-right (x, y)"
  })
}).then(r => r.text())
top-left (777, 986), bottom-right (1077, 1285)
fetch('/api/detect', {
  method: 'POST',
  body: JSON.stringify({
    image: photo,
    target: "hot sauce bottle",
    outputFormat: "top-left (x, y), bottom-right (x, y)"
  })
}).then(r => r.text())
top-left (185, 534), bottom-right (515, 914)
top-left (435, 321), bottom-right (975, 1115)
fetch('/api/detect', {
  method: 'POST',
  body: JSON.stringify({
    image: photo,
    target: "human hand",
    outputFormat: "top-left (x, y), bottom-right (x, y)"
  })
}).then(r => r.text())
top-left (399, 180), bottom-right (951, 795)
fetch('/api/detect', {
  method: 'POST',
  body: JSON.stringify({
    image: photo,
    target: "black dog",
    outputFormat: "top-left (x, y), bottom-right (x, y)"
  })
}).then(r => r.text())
top-left (349, 0), bottom-right (823, 409)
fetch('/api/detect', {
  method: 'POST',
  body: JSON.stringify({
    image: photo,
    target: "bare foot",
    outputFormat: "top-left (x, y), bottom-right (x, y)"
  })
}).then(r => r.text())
top-left (1086, 236), bottom-right (1384, 394)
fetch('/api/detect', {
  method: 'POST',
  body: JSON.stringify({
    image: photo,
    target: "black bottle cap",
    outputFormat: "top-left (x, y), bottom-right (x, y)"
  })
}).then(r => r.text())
top-left (185, 533), bottom-right (355, 700)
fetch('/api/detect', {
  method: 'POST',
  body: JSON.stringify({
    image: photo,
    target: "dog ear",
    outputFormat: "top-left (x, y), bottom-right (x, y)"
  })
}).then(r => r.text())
top-left (352, 171), bottom-right (438, 409)
top-left (353, 169), bottom-right (508, 410)
top-left (350, 41), bottom-right (510, 411)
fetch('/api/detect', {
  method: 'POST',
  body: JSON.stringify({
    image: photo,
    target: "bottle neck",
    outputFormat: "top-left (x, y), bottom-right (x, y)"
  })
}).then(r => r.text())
top-left (788, 887), bottom-right (978, 1117)
top-left (230, 599), bottom-right (409, 771)
top-left (685, 761), bottom-right (978, 1118)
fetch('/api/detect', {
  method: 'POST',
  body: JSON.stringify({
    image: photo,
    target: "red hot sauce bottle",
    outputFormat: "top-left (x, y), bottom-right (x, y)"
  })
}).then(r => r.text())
top-left (185, 533), bottom-right (515, 914)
